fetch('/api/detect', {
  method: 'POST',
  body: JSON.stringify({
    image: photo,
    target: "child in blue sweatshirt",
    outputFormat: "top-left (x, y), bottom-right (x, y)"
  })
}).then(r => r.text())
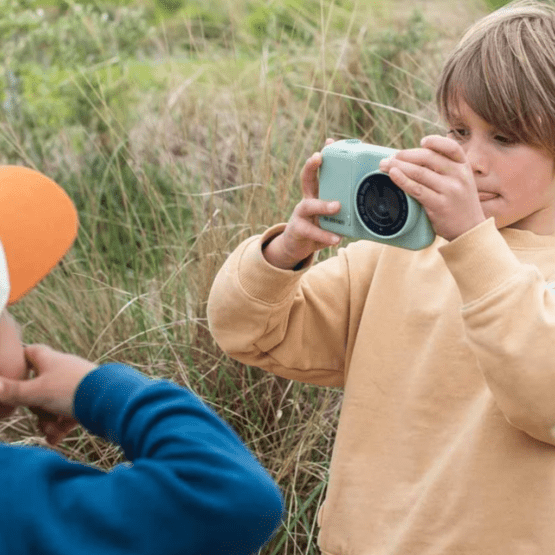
top-left (0, 165), bottom-right (284, 555)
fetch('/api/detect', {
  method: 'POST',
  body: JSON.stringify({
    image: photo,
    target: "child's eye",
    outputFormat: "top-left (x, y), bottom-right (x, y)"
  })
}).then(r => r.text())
top-left (494, 135), bottom-right (516, 145)
top-left (447, 128), bottom-right (466, 140)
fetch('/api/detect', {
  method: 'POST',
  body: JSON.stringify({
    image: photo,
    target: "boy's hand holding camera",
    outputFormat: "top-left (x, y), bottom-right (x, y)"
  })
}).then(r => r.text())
top-left (379, 135), bottom-right (487, 242)
top-left (264, 134), bottom-right (488, 271)
top-left (263, 138), bottom-right (343, 270)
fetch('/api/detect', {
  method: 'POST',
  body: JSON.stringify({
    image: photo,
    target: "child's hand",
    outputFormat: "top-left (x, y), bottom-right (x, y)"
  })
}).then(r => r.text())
top-left (0, 388), bottom-right (76, 446)
top-left (0, 344), bottom-right (97, 446)
top-left (263, 138), bottom-right (342, 269)
top-left (0, 347), bottom-right (79, 445)
top-left (378, 135), bottom-right (487, 241)
top-left (28, 406), bottom-right (78, 446)
top-left (0, 355), bottom-right (31, 419)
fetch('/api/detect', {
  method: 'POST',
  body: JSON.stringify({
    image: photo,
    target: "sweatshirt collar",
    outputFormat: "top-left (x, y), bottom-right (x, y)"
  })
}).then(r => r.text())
top-left (499, 225), bottom-right (555, 249)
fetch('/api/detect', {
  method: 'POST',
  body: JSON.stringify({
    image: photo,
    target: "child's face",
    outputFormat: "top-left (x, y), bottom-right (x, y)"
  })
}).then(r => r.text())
top-left (447, 100), bottom-right (555, 235)
top-left (0, 310), bottom-right (27, 418)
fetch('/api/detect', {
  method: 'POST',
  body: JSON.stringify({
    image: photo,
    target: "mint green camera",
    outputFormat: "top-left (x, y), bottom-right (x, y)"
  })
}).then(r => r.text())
top-left (319, 139), bottom-right (435, 250)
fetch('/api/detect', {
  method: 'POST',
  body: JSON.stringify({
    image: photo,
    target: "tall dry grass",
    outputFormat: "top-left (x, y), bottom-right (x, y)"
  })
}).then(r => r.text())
top-left (0, 0), bottom-right (487, 552)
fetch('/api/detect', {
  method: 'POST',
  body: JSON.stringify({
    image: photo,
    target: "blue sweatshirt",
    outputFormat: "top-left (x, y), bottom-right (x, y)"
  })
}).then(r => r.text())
top-left (0, 363), bottom-right (285, 555)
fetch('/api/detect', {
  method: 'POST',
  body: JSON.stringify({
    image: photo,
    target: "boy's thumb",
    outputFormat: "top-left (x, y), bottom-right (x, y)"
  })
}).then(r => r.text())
top-left (24, 343), bottom-right (49, 366)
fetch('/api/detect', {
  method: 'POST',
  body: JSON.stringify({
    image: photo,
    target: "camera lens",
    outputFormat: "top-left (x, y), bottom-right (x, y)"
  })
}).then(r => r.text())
top-left (356, 173), bottom-right (408, 236)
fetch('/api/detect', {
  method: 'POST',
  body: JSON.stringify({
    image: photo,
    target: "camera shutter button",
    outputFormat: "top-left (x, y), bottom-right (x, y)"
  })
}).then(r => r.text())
top-left (345, 139), bottom-right (361, 143)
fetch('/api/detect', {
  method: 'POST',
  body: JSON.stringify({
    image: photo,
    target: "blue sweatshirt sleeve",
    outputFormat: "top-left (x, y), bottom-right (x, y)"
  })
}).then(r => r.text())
top-left (0, 363), bottom-right (285, 555)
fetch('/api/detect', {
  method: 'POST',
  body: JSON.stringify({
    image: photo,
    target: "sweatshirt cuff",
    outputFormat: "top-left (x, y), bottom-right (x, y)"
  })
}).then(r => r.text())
top-left (73, 363), bottom-right (152, 443)
top-left (437, 217), bottom-right (523, 305)
top-left (238, 223), bottom-right (315, 304)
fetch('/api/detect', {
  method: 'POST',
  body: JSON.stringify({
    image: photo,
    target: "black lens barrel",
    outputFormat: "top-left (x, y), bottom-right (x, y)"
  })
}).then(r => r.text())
top-left (355, 174), bottom-right (408, 236)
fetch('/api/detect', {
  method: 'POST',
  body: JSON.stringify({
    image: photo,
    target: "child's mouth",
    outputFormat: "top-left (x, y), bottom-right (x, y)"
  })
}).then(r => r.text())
top-left (478, 192), bottom-right (498, 201)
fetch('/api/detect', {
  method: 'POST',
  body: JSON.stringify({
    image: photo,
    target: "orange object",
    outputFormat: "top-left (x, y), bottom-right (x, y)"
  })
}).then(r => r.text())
top-left (0, 166), bottom-right (78, 309)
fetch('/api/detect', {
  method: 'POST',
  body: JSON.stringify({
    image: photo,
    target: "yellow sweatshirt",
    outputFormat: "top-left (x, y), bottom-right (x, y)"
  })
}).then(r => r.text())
top-left (207, 216), bottom-right (555, 554)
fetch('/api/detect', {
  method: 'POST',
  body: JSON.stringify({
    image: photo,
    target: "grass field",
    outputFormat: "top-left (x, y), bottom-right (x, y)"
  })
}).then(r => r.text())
top-left (0, 0), bottom-right (500, 552)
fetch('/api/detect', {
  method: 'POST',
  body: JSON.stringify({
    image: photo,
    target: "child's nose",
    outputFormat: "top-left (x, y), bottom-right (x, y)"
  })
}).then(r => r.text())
top-left (462, 141), bottom-right (488, 175)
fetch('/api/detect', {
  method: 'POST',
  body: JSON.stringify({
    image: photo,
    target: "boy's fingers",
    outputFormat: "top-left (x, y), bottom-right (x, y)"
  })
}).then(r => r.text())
top-left (293, 218), bottom-right (341, 246)
top-left (300, 141), bottom-right (335, 199)
top-left (35, 413), bottom-right (76, 445)
top-left (45, 418), bottom-right (78, 446)
top-left (56, 415), bottom-right (78, 434)
top-left (296, 198), bottom-right (340, 219)
top-left (301, 153), bottom-right (322, 199)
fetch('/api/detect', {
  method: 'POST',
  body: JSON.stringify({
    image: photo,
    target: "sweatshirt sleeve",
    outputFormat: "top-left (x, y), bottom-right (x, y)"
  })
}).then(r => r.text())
top-left (0, 363), bottom-right (285, 555)
top-left (207, 224), bottom-right (380, 388)
top-left (438, 217), bottom-right (555, 446)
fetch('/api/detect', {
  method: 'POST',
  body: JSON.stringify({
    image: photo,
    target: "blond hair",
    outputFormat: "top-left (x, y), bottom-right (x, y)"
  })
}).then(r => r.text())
top-left (436, 0), bottom-right (555, 157)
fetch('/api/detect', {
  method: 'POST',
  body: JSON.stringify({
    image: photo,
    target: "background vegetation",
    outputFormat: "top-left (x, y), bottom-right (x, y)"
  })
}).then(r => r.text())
top-left (0, 0), bottom-right (502, 552)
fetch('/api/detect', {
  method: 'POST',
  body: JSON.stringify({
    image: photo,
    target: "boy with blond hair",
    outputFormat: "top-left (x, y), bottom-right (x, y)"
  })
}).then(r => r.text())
top-left (208, 0), bottom-right (555, 552)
